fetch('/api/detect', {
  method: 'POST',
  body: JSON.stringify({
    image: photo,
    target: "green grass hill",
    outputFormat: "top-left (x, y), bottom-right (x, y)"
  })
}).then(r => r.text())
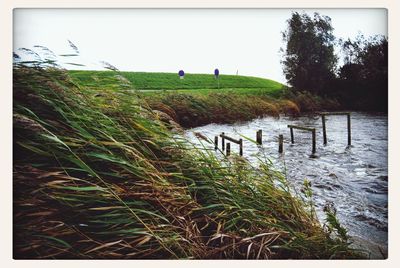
top-left (68, 70), bottom-right (284, 96)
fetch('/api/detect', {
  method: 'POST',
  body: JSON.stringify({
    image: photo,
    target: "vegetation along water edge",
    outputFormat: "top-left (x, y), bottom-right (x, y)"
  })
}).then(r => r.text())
top-left (13, 62), bottom-right (365, 259)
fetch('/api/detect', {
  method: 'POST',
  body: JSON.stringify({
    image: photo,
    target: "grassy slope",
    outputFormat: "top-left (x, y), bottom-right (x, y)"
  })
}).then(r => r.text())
top-left (68, 70), bottom-right (297, 127)
top-left (13, 65), bottom-right (361, 259)
top-left (67, 70), bottom-right (342, 128)
top-left (68, 70), bottom-right (284, 97)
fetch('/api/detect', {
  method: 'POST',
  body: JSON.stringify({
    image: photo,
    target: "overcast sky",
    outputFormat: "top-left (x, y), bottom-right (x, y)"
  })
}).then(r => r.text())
top-left (13, 9), bottom-right (387, 84)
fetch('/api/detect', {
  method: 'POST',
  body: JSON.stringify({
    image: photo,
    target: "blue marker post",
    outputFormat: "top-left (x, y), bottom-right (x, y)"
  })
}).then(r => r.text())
top-left (214, 68), bottom-right (220, 89)
top-left (179, 70), bottom-right (185, 80)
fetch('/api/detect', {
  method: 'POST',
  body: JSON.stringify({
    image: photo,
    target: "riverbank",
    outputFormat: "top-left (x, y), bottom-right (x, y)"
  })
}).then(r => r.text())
top-left (144, 90), bottom-right (342, 128)
top-left (69, 70), bottom-right (343, 128)
top-left (13, 65), bottom-right (363, 259)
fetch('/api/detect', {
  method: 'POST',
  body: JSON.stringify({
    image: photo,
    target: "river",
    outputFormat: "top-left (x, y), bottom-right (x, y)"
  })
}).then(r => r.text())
top-left (185, 112), bottom-right (388, 258)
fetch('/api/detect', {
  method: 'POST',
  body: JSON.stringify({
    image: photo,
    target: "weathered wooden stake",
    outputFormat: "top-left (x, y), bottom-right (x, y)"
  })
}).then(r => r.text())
top-left (347, 113), bottom-right (351, 146)
top-left (221, 132), bottom-right (225, 151)
top-left (322, 114), bottom-right (327, 145)
top-left (278, 134), bottom-right (283, 153)
top-left (256, 130), bottom-right (262, 145)
top-left (312, 129), bottom-right (316, 154)
top-left (320, 112), bottom-right (351, 146)
top-left (226, 143), bottom-right (231, 156)
top-left (288, 125), bottom-right (317, 155)
top-left (290, 128), bottom-right (294, 144)
top-left (239, 138), bottom-right (243, 156)
top-left (214, 136), bottom-right (218, 150)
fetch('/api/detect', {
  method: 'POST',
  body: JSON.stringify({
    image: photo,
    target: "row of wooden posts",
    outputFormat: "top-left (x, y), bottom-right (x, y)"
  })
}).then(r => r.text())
top-left (212, 112), bottom-right (351, 156)
top-left (214, 132), bottom-right (243, 156)
top-left (214, 131), bottom-right (284, 156)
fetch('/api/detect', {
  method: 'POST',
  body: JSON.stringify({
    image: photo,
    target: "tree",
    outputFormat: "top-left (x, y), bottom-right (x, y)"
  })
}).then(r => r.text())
top-left (281, 12), bottom-right (337, 94)
top-left (338, 35), bottom-right (388, 111)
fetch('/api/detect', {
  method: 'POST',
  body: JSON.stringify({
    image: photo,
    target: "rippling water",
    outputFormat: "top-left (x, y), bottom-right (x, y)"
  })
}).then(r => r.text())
top-left (185, 112), bottom-right (388, 254)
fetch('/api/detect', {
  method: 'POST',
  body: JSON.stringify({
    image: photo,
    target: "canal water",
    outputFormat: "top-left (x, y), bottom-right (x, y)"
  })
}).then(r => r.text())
top-left (185, 112), bottom-right (388, 257)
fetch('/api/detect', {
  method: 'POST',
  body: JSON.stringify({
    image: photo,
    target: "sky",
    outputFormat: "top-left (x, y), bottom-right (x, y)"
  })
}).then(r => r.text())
top-left (13, 9), bottom-right (387, 84)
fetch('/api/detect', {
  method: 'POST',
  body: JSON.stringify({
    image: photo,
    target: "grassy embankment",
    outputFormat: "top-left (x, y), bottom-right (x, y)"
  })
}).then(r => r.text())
top-left (69, 71), bottom-right (304, 128)
top-left (13, 65), bottom-right (362, 259)
top-left (69, 70), bottom-right (341, 128)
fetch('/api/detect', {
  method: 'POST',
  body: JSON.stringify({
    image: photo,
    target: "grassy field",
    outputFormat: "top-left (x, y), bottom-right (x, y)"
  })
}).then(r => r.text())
top-left (13, 63), bottom-right (361, 259)
top-left (68, 70), bottom-right (284, 97)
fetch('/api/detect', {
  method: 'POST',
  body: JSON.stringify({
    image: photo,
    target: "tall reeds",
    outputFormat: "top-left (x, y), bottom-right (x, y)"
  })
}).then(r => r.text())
top-left (13, 61), bottom-right (361, 259)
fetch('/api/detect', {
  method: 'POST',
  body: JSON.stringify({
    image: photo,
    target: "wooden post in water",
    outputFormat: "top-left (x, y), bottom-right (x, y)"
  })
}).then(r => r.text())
top-left (221, 132), bottom-right (225, 151)
top-left (320, 112), bottom-right (351, 146)
top-left (220, 133), bottom-right (242, 156)
top-left (290, 128), bottom-right (294, 143)
top-left (288, 125), bottom-right (317, 155)
top-left (322, 114), bottom-right (327, 145)
top-left (279, 134), bottom-right (283, 153)
top-left (226, 143), bottom-right (231, 156)
top-left (256, 130), bottom-right (262, 145)
top-left (214, 136), bottom-right (218, 150)
top-left (312, 129), bottom-right (316, 154)
top-left (347, 113), bottom-right (351, 146)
